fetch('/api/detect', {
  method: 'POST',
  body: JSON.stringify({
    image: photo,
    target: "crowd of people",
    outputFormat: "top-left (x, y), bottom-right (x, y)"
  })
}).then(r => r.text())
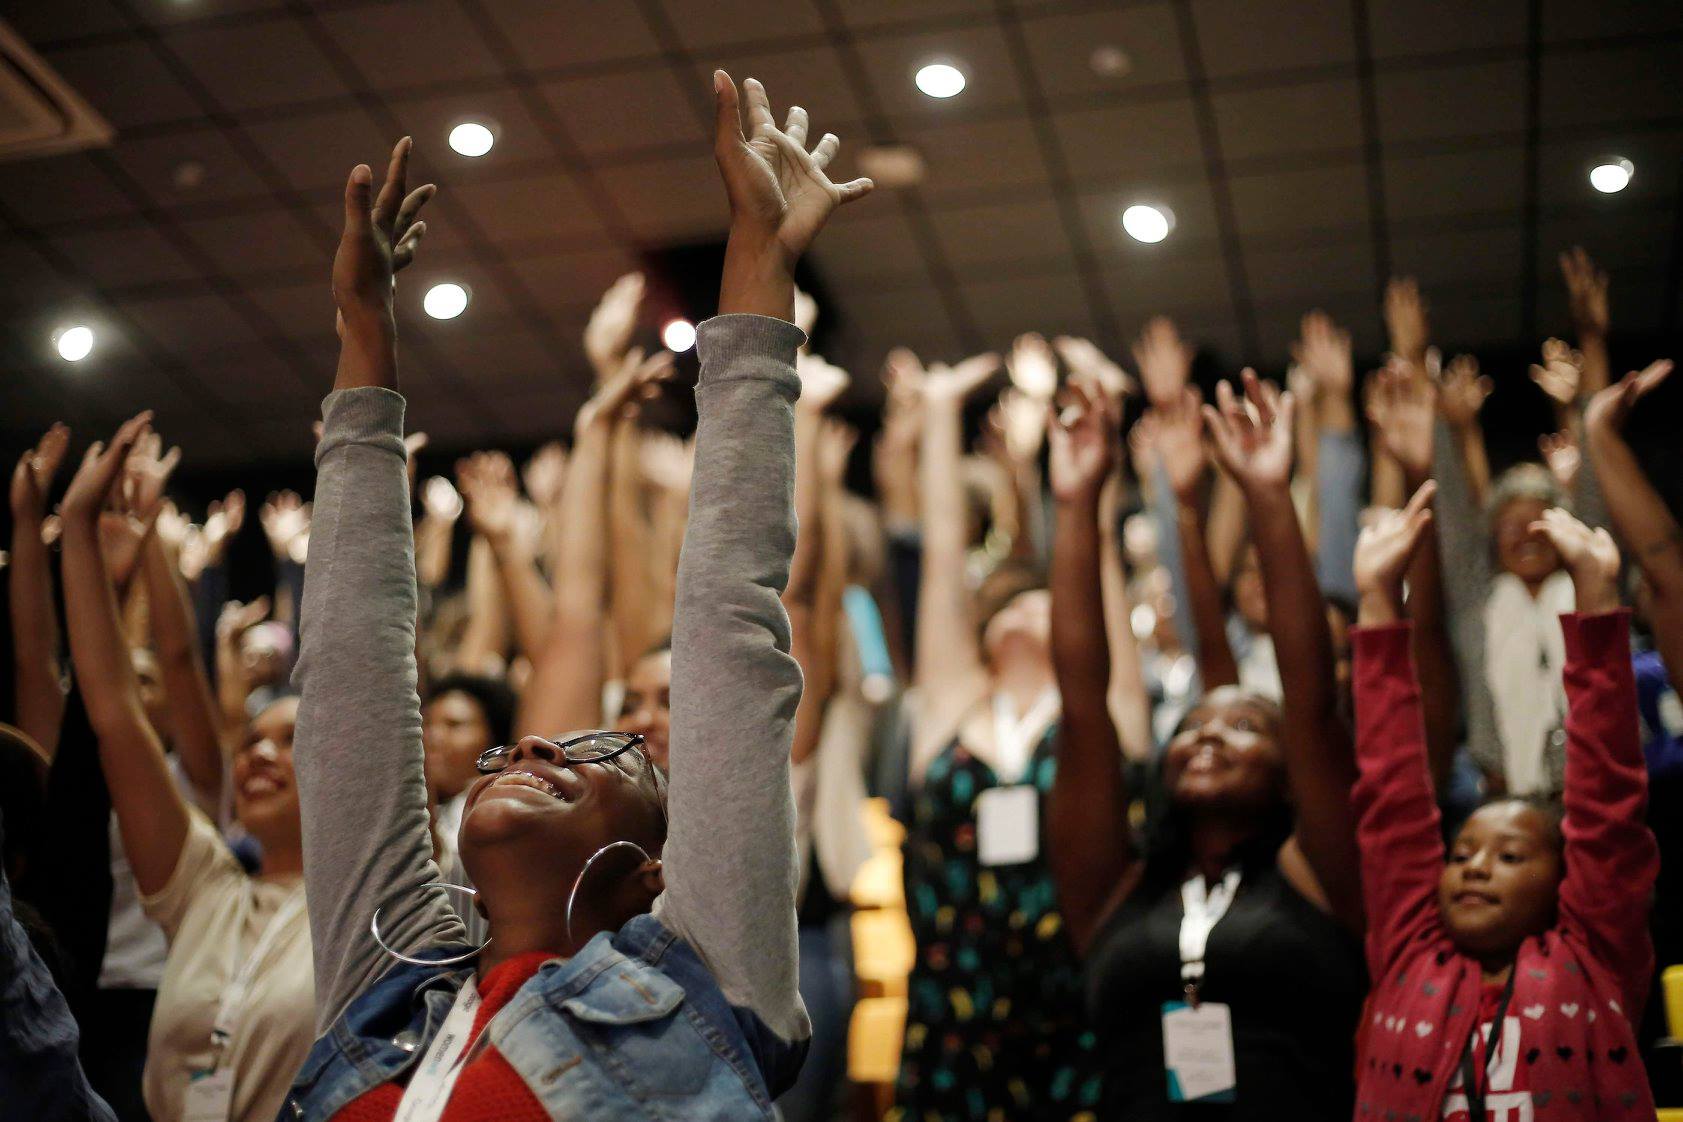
top-left (2, 71), bottom-right (1679, 1122)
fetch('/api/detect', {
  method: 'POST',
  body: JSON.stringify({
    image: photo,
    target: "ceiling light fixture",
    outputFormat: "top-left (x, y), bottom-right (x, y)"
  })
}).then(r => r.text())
top-left (1122, 203), bottom-right (1173, 243)
top-left (55, 324), bottom-right (94, 362)
top-left (662, 318), bottom-right (696, 353)
top-left (423, 282), bottom-right (469, 320)
top-left (448, 122), bottom-right (495, 158)
top-left (1589, 157), bottom-right (1633, 194)
top-left (914, 62), bottom-right (966, 99)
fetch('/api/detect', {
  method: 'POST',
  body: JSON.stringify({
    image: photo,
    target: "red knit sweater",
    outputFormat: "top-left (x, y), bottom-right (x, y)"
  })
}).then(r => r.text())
top-left (331, 951), bottom-right (554, 1122)
top-left (1351, 612), bottom-right (1657, 1120)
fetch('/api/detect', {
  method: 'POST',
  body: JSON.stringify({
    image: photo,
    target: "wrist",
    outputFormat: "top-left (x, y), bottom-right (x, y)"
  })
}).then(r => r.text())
top-left (719, 227), bottom-right (796, 321)
top-left (1358, 588), bottom-right (1402, 626)
top-left (1573, 575), bottom-right (1619, 614)
top-left (1318, 393), bottom-right (1357, 434)
top-left (1054, 484), bottom-right (1103, 512)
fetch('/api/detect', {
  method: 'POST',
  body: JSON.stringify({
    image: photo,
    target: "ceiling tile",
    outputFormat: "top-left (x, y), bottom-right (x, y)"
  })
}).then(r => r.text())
top-left (120, 292), bottom-right (257, 356)
top-left (317, 1), bottom-right (505, 89)
top-left (1228, 163), bottom-right (1371, 238)
top-left (175, 207), bottom-right (332, 278)
top-left (1427, 294), bottom-right (1524, 354)
top-left (425, 315), bottom-right (561, 390)
top-left (1389, 225), bottom-right (1525, 289)
top-left (807, 206), bottom-right (932, 285)
top-left (107, 124), bottom-right (273, 207)
top-left (244, 279), bottom-right (336, 341)
top-left (838, 0), bottom-right (995, 33)
top-left (131, 0), bottom-right (289, 28)
top-left (1052, 98), bottom-right (1205, 181)
top-left (476, 0), bottom-right (660, 71)
top-left (1376, 61), bottom-right (1525, 148)
top-left (9, 0), bottom-right (127, 44)
top-left (1383, 147), bottom-right (1525, 222)
top-left (1190, 0), bottom-right (1355, 80)
top-left (386, 88), bottom-right (556, 183)
top-left (708, 43), bottom-right (866, 127)
top-left (885, 115), bottom-right (1051, 201)
top-left (1213, 78), bottom-right (1362, 164)
top-left (1535, 213), bottom-right (1673, 276)
top-left (0, 151), bottom-right (137, 227)
top-left (502, 245), bottom-right (645, 315)
top-left (164, 16), bottom-right (349, 113)
top-left (591, 155), bottom-right (725, 242)
top-left (1367, 0), bottom-right (1527, 59)
top-left (1019, 4), bottom-right (1187, 101)
top-left (1539, 42), bottom-right (1681, 130)
top-left (39, 39), bottom-right (202, 128)
top-left (660, 0), bottom-right (826, 49)
top-left (1244, 239), bottom-right (1377, 306)
top-left (858, 22), bottom-right (1026, 120)
top-left (1100, 249), bottom-right (1232, 313)
top-left (927, 197), bottom-right (1072, 268)
top-left (841, 289), bottom-right (965, 363)
top-left (1537, 130), bottom-right (1682, 210)
top-left (243, 104), bottom-right (408, 192)
top-left (51, 224), bottom-right (201, 289)
top-left (962, 270), bottom-right (1097, 344)
top-left (538, 66), bottom-right (707, 160)
top-left (1540, 0), bottom-right (1683, 43)
top-left (188, 347), bottom-right (320, 404)
top-left (1254, 294), bottom-right (1383, 366)
top-left (394, 255), bottom-right (523, 325)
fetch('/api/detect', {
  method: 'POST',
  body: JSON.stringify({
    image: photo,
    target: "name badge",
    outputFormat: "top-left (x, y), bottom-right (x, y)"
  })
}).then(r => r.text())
top-left (1162, 1000), bottom-right (1237, 1103)
top-left (975, 784), bottom-right (1038, 866)
top-left (183, 1067), bottom-right (235, 1122)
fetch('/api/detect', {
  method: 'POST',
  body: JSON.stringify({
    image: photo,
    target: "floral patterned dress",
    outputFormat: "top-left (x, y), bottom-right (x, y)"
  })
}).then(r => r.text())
top-left (890, 727), bottom-right (1102, 1121)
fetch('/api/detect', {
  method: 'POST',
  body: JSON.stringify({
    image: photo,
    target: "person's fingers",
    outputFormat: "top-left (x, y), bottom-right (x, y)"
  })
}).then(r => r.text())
top-left (159, 446), bottom-right (182, 477)
top-left (835, 177), bottom-right (875, 205)
top-left (712, 71), bottom-right (744, 152)
top-left (810, 132), bottom-right (839, 170)
top-left (373, 137), bottom-right (412, 231)
top-left (1402, 479), bottom-right (1437, 518)
top-left (393, 183), bottom-right (435, 239)
top-left (783, 104), bottom-right (809, 148)
top-left (1633, 358), bottom-right (1674, 395)
top-left (742, 78), bottom-right (775, 137)
top-left (342, 164), bottom-right (374, 237)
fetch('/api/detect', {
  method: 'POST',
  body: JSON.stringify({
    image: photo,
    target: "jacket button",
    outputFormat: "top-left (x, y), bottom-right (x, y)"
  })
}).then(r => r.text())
top-left (393, 1030), bottom-right (420, 1053)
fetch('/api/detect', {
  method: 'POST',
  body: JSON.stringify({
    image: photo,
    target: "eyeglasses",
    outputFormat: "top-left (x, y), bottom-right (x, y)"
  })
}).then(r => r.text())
top-left (475, 731), bottom-right (648, 775)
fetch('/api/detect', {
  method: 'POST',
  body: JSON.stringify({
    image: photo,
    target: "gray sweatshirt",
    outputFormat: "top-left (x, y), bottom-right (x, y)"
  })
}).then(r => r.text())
top-left (292, 313), bottom-right (810, 1047)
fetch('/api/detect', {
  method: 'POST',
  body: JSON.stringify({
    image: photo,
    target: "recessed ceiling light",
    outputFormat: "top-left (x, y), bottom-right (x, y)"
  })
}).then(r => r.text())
top-left (1589, 157), bottom-right (1633, 194)
top-left (662, 318), bottom-right (696, 353)
top-left (1090, 45), bottom-right (1132, 78)
top-left (423, 283), bottom-right (469, 320)
top-left (55, 324), bottom-right (94, 362)
top-left (448, 122), bottom-right (495, 158)
top-left (1122, 203), bottom-right (1173, 243)
top-left (857, 144), bottom-right (926, 188)
top-left (914, 62), bottom-right (966, 99)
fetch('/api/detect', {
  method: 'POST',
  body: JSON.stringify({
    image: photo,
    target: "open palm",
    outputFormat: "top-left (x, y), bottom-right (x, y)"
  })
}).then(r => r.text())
top-left (1203, 372), bottom-right (1294, 492)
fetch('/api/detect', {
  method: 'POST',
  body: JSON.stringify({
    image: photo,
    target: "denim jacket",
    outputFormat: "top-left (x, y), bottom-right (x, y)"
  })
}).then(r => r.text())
top-left (279, 914), bottom-right (807, 1120)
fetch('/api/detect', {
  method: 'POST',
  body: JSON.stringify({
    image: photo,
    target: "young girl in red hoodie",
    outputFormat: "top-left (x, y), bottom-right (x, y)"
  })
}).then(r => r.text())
top-left (1350, 485), bottom-right (1657, 1121)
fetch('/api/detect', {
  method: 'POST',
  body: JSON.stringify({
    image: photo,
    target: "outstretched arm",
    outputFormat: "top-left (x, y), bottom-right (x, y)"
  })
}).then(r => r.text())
top-left (654, 74), bottom-right (871, 1050)
top-left (293, 139), bottom-right (463, 1032)
top-left (1046, 381), bottom-right (1134, 953)
top-left (1206, 373), bottom-right (1362, 929)
top-left (8, 426), bottom-right (69, 758)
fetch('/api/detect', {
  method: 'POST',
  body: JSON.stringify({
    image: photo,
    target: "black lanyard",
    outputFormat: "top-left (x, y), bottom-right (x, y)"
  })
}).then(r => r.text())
top-left (1459, 968), bottom-right (1517, 1120)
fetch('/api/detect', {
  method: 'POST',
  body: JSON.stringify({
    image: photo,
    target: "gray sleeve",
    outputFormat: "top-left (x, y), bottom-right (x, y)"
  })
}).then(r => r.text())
top-left (293, 388), bottom-right (464, 1035)
top-left (651, 313), bottom-right (810, 1046)
top-left (1150, 463), bottom-right (1200, 667)
top-left (1572, 439), bottom-right (1611, 533)
top-left (1431, 419), bottom-right (1500, 771)
top-left (1315, 430), bottom-right (1365, 605)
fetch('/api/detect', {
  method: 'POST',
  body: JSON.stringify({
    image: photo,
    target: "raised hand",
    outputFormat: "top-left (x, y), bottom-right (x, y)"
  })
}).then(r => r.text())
top-left (640, 432), bottom-right (696, 497)
top-left (1151, 386), bottom-right (1208, 502)
top-left (260, 490), bottom-right (312, 564)
top-left (1293, 310), bottom-right (1353, 400)
top-left (1132, 316), bottom-right (1193, 406)
top-left (583, 272), bottom-right (646, 382)
top-left (1384, 277), bottom-right (1429, 363)
top-left (123, 431), bottom-right (181, 523)
top-left (1364, 360), bottom-right (1436, 480)
top-left (987, 388), bottom-right (1049, 467)
top-left (1202, 370), bottom-right (1295, 494)
top-left (1585, 358), bottom-right (1673, 436)
top-left (894, 348), bottom-right (1002, 409)
top-left (576, 347), bottom-right (677, 431)
top-left (202, 489), bottom-right (245, 568)
top-left (1054, 335), bottom-right (1133, 407)
top-left (713, 71), bottom-right (872, 317)
top-left (522, 442), bottom-right (569, 510)
top-left (817, 420), bottom-right (857, 486)
top-left (1529, 337), bottom-right (1583, 408)
top-left (332, 137), bottom-right (435, 334)
top-left (1353, 481), bottom-right (1437, 624)
top-left (10, 423), bottom-right (70, 525)
top-left (1048, 378), bottom-right (1119, 503)
top-left (456, 451), bottom-right (522, 546)
top-left (1007, 332), bottom-right (1059, 401)
top-left (1538, 430), bottom-right (1581, 492)
top-left (420, 475), bottom-right (464, 522)
top-left (1437, 354), bottom-right (1492, 430)
top-left (1559, 246), bottom-right (1609, 337)
top-left (796, 351), bottom-right (850, 412)
top-left (216, 596), bottom-right (272, 646)
top-left (1530, 507), bottom-right (1620, 613)
top-left (61, 413), bottom-right (152, 525)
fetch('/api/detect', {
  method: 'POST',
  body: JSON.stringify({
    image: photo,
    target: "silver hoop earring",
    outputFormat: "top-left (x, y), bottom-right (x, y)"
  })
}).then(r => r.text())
top-left (371, 882), bottom-right (489, 967)
top-left (565, 841), bottom-right (653, 948)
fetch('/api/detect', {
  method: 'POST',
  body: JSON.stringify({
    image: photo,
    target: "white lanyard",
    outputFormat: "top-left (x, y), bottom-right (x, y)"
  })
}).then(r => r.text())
top-left (990, 688), bottom-right (1059, 784)
top-left (1178, 870), bottom-right (1240, 1002)
top-left (210, 886), bottom-right (306, 1063)
top-left (393, 978), bottom-right (485, 1122)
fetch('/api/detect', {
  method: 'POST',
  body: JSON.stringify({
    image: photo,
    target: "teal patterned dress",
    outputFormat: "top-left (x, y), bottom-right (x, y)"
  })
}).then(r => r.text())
top-left (890, 727), bottom-right (1102, 1121)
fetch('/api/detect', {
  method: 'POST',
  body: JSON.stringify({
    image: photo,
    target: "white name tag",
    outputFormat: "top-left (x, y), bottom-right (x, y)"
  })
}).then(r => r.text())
top-left (1162, 1000), bottom-right (1237, 1103)
top-left (975, 784), bottom-right (1039, 866)
top-left (183, 1067), bottom-right (235, 1122)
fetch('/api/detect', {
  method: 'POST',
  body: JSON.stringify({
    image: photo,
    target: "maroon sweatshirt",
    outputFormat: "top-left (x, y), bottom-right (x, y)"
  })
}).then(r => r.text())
top-left (1350, 612), bottom-right (1656, 1120)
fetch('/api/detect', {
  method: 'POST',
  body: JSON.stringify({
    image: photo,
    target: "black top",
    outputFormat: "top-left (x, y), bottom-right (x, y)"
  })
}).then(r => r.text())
top-left (1084, 857), bottom-right (1367, 1120)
